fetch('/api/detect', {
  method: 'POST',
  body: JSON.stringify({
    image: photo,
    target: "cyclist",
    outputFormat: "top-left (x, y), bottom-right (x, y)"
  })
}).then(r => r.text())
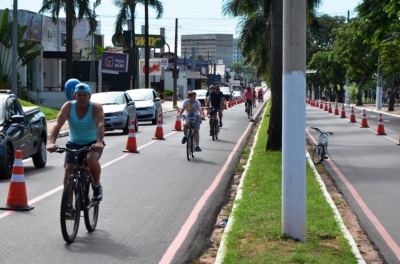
top-left (257, 88), bottom-right (264, 102)
top-left (205, 85), bottom-right (214, 106)
top-left (47, 83), bottom-right (105, 201)
top-left (243, 87), bottom-right (253, 116)
top-left (178, 91), bottom-right (205, 152)
top-left (207, 85), bottom-right (225, 133)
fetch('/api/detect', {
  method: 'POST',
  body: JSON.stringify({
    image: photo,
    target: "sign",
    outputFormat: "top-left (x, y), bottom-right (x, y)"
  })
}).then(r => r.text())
top-left (135, 34), bottom-right (165, 48)
top-left (139, 59), bottom-right (162, 75)
top-left (213, 74), bottom-right (221, 84)
top-left (176, 59), bottom-right (209, 67)
top-left (187, 71), bottom-right (200, 79)
top-left (159, 52), bottom-right (176, 63)
top-left (232, 80), bottom-right (241, 86)
top-left (101, 52), bottom-right (129, 73)
top-left (160, 58), bottom-right (169, 67)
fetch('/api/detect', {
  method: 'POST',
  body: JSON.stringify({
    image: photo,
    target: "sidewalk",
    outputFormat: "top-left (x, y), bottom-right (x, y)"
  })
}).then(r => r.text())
top-left (46, 100), bottom-right (179, 137)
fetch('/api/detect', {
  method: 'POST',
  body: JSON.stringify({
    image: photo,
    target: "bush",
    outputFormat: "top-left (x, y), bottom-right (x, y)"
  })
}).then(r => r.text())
top-left (164, 90), bottom-right (173, 97)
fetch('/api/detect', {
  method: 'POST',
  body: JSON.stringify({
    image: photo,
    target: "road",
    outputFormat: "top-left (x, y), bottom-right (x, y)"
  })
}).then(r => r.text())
top-left (0, 97), bottom-right (266, 264)
top-left (307, 103), bottom-right (400, 264)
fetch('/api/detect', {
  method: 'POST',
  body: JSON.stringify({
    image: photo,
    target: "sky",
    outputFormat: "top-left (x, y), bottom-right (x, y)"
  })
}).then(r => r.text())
top-left (8, 0), bottom-right (361, 56)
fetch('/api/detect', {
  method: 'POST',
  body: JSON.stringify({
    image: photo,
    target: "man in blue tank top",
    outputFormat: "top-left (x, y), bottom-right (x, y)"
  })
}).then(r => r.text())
top-left (47, 83), bottom-right (105, 201)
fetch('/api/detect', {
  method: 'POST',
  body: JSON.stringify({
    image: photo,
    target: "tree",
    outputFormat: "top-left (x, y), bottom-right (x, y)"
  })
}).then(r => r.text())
top-left (0, 9), bottom-right (41, 91)
top-left (230, 62), bottom-right (244, 75)
top-left (39, 0), bottom-right (99, 84)
top-left (113, 0), bottom-right (163, 89)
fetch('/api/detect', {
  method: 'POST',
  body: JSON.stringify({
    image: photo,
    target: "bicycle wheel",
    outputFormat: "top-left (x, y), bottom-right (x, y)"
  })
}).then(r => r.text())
top-left (212, 118), bottom-right (217, 141)
top-left (247, 105), bottom-right (251, 119)
top-left (215, 118), bottom-right (219, 140)
top-left (312, 145), bottom-right (325, 164)
top-left (60, 179), bottom-right (81, 243)
top-left (186, 130), bottom-right (192, 161)
top-left (190, 132), bottom-right (195, 158)
top-left (84, 179), bottom-right (99, 232)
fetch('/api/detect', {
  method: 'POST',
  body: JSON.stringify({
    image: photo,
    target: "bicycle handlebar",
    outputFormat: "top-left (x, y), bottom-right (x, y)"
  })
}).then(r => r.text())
top-left (311, 127), bottom-right (334, 136)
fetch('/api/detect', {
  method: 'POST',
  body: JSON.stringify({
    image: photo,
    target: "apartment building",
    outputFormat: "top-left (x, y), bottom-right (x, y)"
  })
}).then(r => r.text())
top-left (233, 38), bottom-right (243, 63)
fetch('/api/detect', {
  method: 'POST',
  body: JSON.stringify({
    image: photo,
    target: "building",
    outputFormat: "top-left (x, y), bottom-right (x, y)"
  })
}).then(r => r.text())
top-left (233, 38), bottom-right (243, 63)
top-left (181, 34), bottom-right (233, 69)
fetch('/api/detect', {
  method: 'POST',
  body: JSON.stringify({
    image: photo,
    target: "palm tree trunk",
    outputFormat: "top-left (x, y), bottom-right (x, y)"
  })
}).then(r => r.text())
top-left (66, 16), bottom-right (74, 82)
top-left (144, 0), bottom-right (149, 88)
top-left (129, 3), bottom-right (137, 89)
top-left (266, 0), bottom-right (283, 151)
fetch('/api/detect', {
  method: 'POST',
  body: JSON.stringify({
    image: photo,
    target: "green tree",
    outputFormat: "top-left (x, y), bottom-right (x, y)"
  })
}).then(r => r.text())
top-left (39, 0), bottom-right (100, 83)
top-left (230, 62), bottom-right (244, 75)
top-left (0, 9), bottom-right (41, 91)
top-left (113, 0), bottom-right (163, 89)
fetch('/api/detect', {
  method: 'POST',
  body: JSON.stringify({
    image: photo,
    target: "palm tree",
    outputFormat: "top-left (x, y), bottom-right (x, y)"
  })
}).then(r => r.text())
top-left (39, 0), bottom-right (99, 83)
top-left (113, 0), bottom-right (163, 89)
top-left (222, 0), bottom-right (321, 150)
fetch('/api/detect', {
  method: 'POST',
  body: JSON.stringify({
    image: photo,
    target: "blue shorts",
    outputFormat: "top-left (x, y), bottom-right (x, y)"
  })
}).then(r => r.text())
top-left (185, 116), bottom-right (202, 130)
top-left (64, 140), bottom-right (104, 166)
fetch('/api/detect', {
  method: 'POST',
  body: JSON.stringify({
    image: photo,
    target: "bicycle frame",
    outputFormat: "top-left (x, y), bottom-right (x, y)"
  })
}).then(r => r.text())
top-left (310, 127), bottom-right (333, 164)
top-left (182, 115), bottom-right (197, 161)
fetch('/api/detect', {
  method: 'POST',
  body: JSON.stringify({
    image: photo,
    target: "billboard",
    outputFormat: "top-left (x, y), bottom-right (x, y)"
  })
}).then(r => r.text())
top-left (139, 59), bottom-right (162, 75)
top-left (101, 52), bottom-right (129, 73)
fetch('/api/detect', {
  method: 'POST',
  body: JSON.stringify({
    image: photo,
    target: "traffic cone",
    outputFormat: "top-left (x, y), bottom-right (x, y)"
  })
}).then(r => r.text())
top-left (360, 109), bottom-right (369, 128)
top-left (173, 115), bottom-right (183, 131)
top-left (334, 103), bottom-right (339, 115)
top-left (397, 135), bottom-right (400, 145)
top-left (349, 107), bottom-right (356, 123)
top-left (320, 101), bottom-right (324, 109)
top-left (315, 100), bottom-right (319, 107)
top-left (153, 113), bottom-right (165, 140)
top-left (376, 113), bottom-right (387, 135)
top-left (123, 120), bottom-right (139, 153)
top-left (328, 103), bottom-right (332, 113)
top-left (324, 101), bottom-right (328, 111)
top-left (0, 150), bottom-right (33, 211)
top-left (340, 104), bottom-right (346, 118)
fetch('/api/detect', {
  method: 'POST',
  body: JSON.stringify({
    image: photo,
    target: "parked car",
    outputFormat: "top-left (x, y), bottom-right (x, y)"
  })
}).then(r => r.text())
top-left (90, 91), bottom-right (138, 134)
top-left (219, 86), bottom-right (233, 101)
top-left (195, 89), bottom-right (208, 106)
top-left (125, 88), bottom-right (163, 124)
top-left (232, 91), bottom-right (242, 100)
top-left (0, 90), bottom-right (47, 179)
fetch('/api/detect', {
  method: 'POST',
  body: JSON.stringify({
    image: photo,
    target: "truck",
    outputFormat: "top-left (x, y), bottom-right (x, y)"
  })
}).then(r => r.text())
top-left (0, 90), bottom-right (47, 179)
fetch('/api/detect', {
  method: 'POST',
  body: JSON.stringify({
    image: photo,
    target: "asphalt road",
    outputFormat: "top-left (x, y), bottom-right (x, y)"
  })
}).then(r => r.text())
top-left (0, 97), bottom-right (266, 264)
top-left (307, 103), bottom-right (400, 264)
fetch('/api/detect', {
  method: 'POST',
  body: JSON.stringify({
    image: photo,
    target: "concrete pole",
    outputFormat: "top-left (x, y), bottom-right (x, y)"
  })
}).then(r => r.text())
top-left (12, 0), bottom-right (18, 95)
top-left (173, 19), bottom-right (178, 106)
top-left (282, 0), bottom-right (306, 242)
top-left (376, 55), bottom-right (382, 110)
top-left (191, 47), bottom-right (195, 90)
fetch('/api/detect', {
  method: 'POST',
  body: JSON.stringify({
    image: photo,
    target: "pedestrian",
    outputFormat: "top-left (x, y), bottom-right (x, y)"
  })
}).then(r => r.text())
top-left (368, 90), bottom-right (372, 102)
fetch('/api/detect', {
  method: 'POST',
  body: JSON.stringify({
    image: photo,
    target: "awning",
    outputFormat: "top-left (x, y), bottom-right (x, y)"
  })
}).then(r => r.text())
top-left (43, 51), bottom-right (66, 59)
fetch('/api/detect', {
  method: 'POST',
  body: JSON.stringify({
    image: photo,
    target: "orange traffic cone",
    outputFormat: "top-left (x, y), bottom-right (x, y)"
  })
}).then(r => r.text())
top-left (153, 113), bottom-right (165, 140)
top-left (315, 100), bottom-right (319, 108)
top-left (328, 103), bottom-right (332, 113)
top-left (349, 107), bottom-right (356, 123)
top-left (0, 150), bottom-right (33, 211)
top-left (123, 120), bottom-right (139, 153)
top-left (320, 101), bottom-right (324, 109)
top-left (340, 104), bottom-right (347, 118)
top-left (376, 113), bottom-right (387, 135)
top-left (360, 109), bottom-right (369, 128)
top-left (173, 115), bottom-right (183, 131)
top-left (324, 101), bottom-right (328, 111)
top-left (334, 103), bottom-right (339, 115)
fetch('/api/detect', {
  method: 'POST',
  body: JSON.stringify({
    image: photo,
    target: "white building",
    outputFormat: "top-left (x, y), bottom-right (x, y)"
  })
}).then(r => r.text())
top-left (233, 38), bottom-right (243, 63)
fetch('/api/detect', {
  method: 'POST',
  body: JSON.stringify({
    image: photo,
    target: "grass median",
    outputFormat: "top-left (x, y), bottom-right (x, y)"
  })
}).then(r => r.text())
top-left (217, 102), bottom-right (359, 263)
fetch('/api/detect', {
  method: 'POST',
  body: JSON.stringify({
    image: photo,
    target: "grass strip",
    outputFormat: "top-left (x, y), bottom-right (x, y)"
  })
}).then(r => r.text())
top-left (220, 102), bottom-right (358, 264)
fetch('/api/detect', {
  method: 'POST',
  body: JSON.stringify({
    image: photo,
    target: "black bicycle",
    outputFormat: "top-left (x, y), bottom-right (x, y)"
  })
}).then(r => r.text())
top-left (311, 127), bottom-right (334, 164)
top-left (55, 146), bottom-right (100, 243)
top-left (208, 107), bottom-right (220, 141)
top-left (245, 100), bottom-right (252, 119)
top-left (182, 115), bottom-right (197, 161)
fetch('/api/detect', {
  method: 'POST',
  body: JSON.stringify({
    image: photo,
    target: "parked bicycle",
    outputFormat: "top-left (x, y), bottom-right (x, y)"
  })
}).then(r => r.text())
top-left (311, 127), bottom-right (334, 164)
top-left (55, 146), bottom-right (100, 243)
top-left (206, 107), bottom-right (220, 141)
top-left (182, 115), bottom-right (198, 161)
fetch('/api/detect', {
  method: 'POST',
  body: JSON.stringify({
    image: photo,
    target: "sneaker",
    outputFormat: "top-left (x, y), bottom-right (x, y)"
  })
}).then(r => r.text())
top-left (65, 204), bottom-right (75, 220)
top-left (195, 146), bottom-right (202, 152)
top-left (93, 184), bottom-right (103, 201)
top-left (181, 136), bottom-right (187, 144)
top-left (219, 121), bottom-right (223, 127)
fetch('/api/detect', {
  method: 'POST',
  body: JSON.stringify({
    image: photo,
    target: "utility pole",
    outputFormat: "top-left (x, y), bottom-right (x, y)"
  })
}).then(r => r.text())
top-left (345, 10), bottom-right (350, 105)
top-left (173, 18), bottom-right (178, 107)
top-left (144, 0), bottom-right (149, 88)
top-left (282, 0), bottom-right (306, 242)
top-left (12, 0), bottom-right (18, 95)
top-left (376, 55), bottom-right (383, 110)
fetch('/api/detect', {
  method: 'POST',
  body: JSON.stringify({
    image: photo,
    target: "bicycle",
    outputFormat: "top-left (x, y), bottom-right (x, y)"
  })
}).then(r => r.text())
top-left (182, 115), bottom-right (198, 161)
top-left (245, 100), bottom-right (252, 119)
top-left (258, 94), bottom-right (263, 103)
top-left (207, 107), bottom-right (220, 141)
top-left (311, 127), bottom-right (334, 164)
top-left (55, 146), bottom-right (100, 243)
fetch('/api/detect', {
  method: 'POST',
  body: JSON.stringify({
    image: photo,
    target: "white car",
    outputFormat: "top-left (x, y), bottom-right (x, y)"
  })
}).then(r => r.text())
top-left (126, 88), bottom-right (163, 124)
top-left (232, 91), bottom-right (242, 100)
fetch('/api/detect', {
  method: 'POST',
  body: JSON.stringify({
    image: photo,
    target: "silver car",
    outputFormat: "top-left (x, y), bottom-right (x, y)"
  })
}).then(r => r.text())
top-left (125, 88), bottom-right (163, 124)
top-left (90, 91), bottom-right (138, 134)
